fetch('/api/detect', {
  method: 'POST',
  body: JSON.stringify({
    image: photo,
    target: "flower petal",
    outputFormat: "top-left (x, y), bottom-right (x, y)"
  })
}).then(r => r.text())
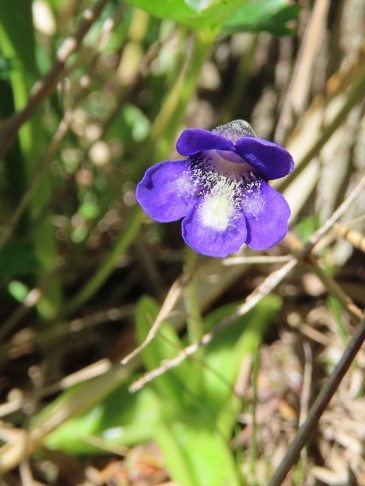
top-left (176, 129), bottom-right (234, 156)
top-left (243, 181), bottom-right (291, 250)
top-left (136, 160), bottom-right (196, 222)
top-left (182, 203), bottom-right (247, 257)
top-left (235, 137), bottom-right (294, 180)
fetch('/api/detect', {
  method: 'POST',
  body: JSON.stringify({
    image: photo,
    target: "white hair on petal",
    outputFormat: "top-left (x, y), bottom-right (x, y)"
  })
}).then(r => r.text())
top-left (186, 150), bottom-right (263, 232)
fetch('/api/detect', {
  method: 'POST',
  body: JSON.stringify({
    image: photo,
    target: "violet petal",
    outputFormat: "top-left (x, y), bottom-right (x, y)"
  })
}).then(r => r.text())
top-left (176, 129), bottom-right (234, 156)
top-left (136, 160), bottom-right (196, 222)
top-left (182, 204), bottom-right (247, 257)
top-left (236, 137), bottom-right (294, 180)
top-left (243, 181), bottom-right (291, 250)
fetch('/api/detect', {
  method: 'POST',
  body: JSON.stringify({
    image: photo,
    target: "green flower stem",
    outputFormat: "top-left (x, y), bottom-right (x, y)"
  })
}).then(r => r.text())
top-left (183, 246), bottom-right (205, 390)
top-left (184, 247), bottom-right (204, 343)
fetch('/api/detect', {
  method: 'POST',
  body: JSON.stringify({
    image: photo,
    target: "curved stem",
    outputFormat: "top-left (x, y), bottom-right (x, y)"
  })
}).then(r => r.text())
top-left (184, 247), bottom-right (204, 343)
top-left (183, 246), bottom-right (205, 391)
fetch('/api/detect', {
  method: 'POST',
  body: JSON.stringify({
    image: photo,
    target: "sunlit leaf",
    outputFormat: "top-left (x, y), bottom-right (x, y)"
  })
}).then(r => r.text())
top-left (183, 0), bottom-right (217, 13)
top-left (156, 407), bottom-right (242, 486)
top-left (46, 382), bottom-right (160, 454)
top-left (124, 0), bottom-right (299, 34)
top-left (8, 280), bottom-right (29, 302)
top-left (223, 0), bottom-right (300, 36)
top-left (124, 0), bottom-right (249, 31)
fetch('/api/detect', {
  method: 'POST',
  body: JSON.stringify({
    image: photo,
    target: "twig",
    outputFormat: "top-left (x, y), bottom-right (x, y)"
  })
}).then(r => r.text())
top-left (334, 222), bottom-right (365, 253)
top-left (268, 312), bottom-right (365, 486)
top-left (308, 257), bottom-right (363, 324)
top-left (306, 174), bottom-right (365, 251)
top-left (0, 304), bottom-right (135, 363)
top-left (121, 279), bottom-right (183, 365)
top-left (223, 255), bottom-right (292, 265)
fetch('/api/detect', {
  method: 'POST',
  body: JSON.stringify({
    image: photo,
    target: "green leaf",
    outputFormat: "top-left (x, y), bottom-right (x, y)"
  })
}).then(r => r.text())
top-left (7, 280), bottom-right (29, 302)
top-left (153, 297), bottom-right (280, 486)
top-left (183, 0), bottom-right (217, 13)
top-left (124, 0), bottom-right (195, 27)
top-left (216, 296), bottom-right (282, 435)
top-left (156, 407), bottom-right (242, 486)
top-left (0, 240), bottom-right (37, 281)
top-left (124, 0), bottom-right (249, 31)
top-left (46, 382), bottom-right (160, 454)
top-left (202, 295), bottom-right (282, 434)
top-left (0, 55), bottom-right (13, 79)
top-left (124, 0), bottom-right (299, 34)
top-left (223, 0), bottom-right (300, 36)
top-left (136, 296), bottom-right (191, 408)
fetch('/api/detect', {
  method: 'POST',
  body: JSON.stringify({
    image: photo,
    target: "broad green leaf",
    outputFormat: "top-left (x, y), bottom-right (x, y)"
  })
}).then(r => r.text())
top-left (153, 297), bottom-right (280, 486)
top-left (46, 382), bottom-right (160, 454)
top-left (123, 0), bottom-right (196, 27)
top-left (223, 0), bottom-right (300, 36)
top-left (124, 0), bottom-right (299, 34)
top-left (156, 407), bottom-right (242, 486)
top-left (183, 0), bottom-right (217, 13)
top-left (124, 0), bottom-right (249, 31)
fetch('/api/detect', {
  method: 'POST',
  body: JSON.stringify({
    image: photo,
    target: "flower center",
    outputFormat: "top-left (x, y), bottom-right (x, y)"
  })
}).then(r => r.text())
top-left (198, 176), bottom-right (238, 231)
top-left (187, 150), bottom-right (263, 231)
top-left (199, 195), bottom-right (234, 231)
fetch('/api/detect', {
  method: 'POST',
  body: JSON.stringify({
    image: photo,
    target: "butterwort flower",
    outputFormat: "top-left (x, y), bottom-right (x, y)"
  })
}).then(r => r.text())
top-left (136, 120), bottom-right (294, 257)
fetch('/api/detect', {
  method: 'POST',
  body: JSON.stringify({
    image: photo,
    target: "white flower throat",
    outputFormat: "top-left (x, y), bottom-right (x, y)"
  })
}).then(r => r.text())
top-left (188, 151), bottom-right (262, 232)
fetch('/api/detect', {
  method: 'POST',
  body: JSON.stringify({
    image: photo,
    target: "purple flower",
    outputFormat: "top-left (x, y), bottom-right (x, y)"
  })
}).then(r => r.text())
top-left (136, 120), bottom-right (294, 258)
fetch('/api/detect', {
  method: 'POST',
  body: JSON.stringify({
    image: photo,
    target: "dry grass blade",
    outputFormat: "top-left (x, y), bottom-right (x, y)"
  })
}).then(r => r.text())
top-left (121, 278), bottom-right (183, 365)
top-left (275, 0), bottom-right (330, 143)
top-left (334, 222), bottom-right (365, 253)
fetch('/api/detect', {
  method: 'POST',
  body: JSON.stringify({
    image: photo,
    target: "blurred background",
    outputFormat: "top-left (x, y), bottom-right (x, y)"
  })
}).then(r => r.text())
top-left (0, 0), bottom-right (365, 484)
